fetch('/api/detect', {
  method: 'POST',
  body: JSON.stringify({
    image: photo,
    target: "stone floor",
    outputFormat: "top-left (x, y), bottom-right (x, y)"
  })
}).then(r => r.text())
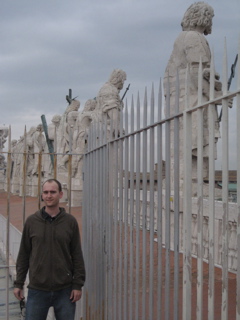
top-left (0, 256), bottom-right (21, 320)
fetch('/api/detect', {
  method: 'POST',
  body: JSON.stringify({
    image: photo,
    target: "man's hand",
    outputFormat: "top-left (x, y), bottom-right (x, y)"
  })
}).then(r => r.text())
top-left (70, 289), bottom-right (82, 302)
top-left (13, 288), bottom-right (24, 301)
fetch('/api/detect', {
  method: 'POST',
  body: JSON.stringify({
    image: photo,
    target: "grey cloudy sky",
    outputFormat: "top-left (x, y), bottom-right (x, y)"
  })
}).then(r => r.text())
top-left (1, 0), bottom-right (239, 145)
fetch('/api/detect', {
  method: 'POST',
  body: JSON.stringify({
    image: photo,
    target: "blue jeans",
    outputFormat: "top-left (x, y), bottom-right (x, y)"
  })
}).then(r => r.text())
top-left (25, 287), bottom-right (76, 320)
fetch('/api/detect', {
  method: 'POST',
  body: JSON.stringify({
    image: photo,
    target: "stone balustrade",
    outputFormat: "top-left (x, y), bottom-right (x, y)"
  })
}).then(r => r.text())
top-left (121, 190), bottom-right (238, 273)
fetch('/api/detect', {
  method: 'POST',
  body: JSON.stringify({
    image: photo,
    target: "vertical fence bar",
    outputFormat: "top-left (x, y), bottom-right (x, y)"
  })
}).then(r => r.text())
top-left (157, 80), bottom-right (163, 320)
top-left (99, 122), bottom-right (104, 320)
top-left (68, 124), bottom-right (73, 214)
top-left (37, 128), bottom-right (43, 210)
top-left (208, 51), bottom-right (216, 320)
top-left (88, 127), bottom-right (94, 320)
top-left (149, 83), bottom-right (155, 320)
top-left (104, 118), bottom-right (108, 320)
top-left (129, 97), bottom-right (135, 319)
top-left (165, 75), bottom-right (171, 320)
top-left (221, 38), bottom-right (229, 320)
top-left (5, 126), bottom-right (11, 320)
top-left (108, 118), bottom-right (115, 320)
top-left (183, 65), bottom-right (192, 320)
top-left (91, 127), bottom-right (96, 320)
top-left (197, 58), bottom-right (204, 320)
top-left (123, 101), bottom-right (129, 320)
top-left (82, 146), bottom-right (88, 319)
top-left (135, 92), bottom-right (141, 320)
top-left (113, 118), bottom-right (119, 320)
top-left (22, 127), bottom-right (27, 226)
top-left (53, 126), bottom-right (57, 179)
top-left (236, 37), bottom-right (240, 320)
top-left (142, 89), bottom-right (148, 320)
top-left (173, 70), bottom-right (180, 320)
top-left (118, 109), bottom-right (124, 320)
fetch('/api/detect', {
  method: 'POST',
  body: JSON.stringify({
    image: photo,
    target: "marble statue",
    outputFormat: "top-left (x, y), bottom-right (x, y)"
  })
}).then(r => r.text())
top-left (0, 127), bottom-right (8, 151)
top-left (0, 127), bottom-right (8, 187)
top-left (11, 137), bottom-right (24, 180)
top-left (67, 99), bottom-right (97, 206)
top-left (96, 69), bottom-right (127, 137)
top-left (6, 69), bottom-right (127, 204)
top-left (57, 99), bottom-right (80, 171)
top-left (58, 109), bottom-right (79, 170)
top-left (0, 154), bottom-right (6, 170)
top-left (30, 124), bottom-right (46, 177)
top-left (72, 99), bottom-right (97, 178)
top-left (48, 114), bottom-right (62, 143)
top-left (163, 2), bottom-right (223, 181)
top-left (64, 99), bottom-right (80, 115)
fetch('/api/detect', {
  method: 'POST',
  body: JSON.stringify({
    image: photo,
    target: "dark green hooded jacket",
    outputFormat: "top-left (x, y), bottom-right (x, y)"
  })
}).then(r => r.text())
top-left (14, 207), bottom-right (85, 291)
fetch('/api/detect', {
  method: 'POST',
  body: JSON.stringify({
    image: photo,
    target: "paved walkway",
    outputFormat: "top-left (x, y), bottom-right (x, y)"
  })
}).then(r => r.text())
top-left (0, 256), bottom-right (21, 320)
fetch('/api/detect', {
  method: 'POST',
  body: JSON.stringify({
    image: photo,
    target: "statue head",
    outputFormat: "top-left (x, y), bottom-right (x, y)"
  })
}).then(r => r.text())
top-left (36, 124), bottom-right (43, 132)
top-left (67, 111), bottom-right (79, 127)
top-left (84, 99), bottom-right (97, 112)
top-left (109, 69), bottom-right (127, 90)
top-left (11, 139), bottom-right (17, 147)
top-left (71, 99), bottom-right (80, 110)
top-left (65, 99), bottom-right (81, 116)
top-left (0, 127), bottom-right (8, 138)
top-left (51, 114), bottom-right (62, 126)
top-left (181, 2), bottom-right (214, 35)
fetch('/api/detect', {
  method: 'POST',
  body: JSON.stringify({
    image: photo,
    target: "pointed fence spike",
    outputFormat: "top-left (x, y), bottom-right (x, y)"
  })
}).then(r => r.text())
top-left (150, 83), bottom-right (155, 125)
top-left (137, 92), bottom-right (141, 130)
top-left (158, 78), bottom-right (162, 122)
top-left (8, 126), bottom-right (11, 151)
top-left (222, 37), bottom-right (228, 94)
top-left (131, 95), bottom-right (135, 133)
top-left (125, 99), bottom-right (129, 135)
top-left (143, 87), bottom-right (148, 127)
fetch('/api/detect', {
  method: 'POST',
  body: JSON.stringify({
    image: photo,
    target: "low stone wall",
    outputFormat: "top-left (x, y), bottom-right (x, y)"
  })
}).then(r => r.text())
top-left (122, 190), bottom-right (237, 273)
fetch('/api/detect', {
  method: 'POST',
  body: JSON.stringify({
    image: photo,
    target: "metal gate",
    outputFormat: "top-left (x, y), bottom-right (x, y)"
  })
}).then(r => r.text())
top-left (81, 42), bottom-right (240, 319)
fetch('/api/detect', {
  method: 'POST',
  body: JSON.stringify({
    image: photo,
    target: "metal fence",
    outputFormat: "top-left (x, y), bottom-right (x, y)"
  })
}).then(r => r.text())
top-left (81, 42), bottom-right (240, 319)
top-left (0, 41), bottom-right (240, 319)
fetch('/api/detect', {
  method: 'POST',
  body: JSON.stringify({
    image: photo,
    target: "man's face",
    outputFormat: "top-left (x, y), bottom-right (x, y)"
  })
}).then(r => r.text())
top-left (42, 182), bottom-right (63, 208)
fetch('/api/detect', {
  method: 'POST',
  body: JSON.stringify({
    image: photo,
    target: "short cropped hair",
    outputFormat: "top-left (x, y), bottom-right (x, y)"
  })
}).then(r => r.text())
top-left (42, 179), bottom-right (62, 192)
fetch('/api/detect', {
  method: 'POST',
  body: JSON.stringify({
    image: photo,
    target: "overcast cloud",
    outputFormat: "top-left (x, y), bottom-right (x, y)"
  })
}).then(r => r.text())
top-left (1, 0), bottom-right (240, 164)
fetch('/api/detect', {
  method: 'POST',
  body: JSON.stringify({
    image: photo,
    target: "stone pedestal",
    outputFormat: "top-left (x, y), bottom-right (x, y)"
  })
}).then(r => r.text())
top-left (71, 178), bottom-right (83, 207)
top-left (0, 170), bottom-right (5, 190)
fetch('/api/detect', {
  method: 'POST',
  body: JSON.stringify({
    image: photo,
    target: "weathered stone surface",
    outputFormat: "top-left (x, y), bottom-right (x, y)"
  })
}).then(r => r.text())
top-left (8, 70), bottom-right (126, 206)
top-left (163, 2), bottom-right (222, 183)
top-left (96, 69), bottom-right (127, 137)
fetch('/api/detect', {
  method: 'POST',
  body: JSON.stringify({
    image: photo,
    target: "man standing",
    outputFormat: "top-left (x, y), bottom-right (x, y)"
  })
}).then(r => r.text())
top-left (14, 179), bottom-right (85, 320)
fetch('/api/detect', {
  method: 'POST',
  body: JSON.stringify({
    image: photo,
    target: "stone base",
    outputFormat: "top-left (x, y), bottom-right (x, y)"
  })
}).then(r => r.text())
top-left (0, 171), bottom-right (5, 190)
top-left (71, 190), bottom-right (83, 207)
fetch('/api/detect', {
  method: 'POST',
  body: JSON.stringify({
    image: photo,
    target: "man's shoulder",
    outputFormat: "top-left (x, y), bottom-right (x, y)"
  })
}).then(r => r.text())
top-left (59, 208), bottom-right (78, 223)
top-left (26, 210), bottom-right (42, 221)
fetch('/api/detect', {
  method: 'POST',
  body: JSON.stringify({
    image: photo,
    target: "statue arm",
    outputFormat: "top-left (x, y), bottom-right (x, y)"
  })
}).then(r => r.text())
top-left (184, 32), bottom-right (222, 96)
